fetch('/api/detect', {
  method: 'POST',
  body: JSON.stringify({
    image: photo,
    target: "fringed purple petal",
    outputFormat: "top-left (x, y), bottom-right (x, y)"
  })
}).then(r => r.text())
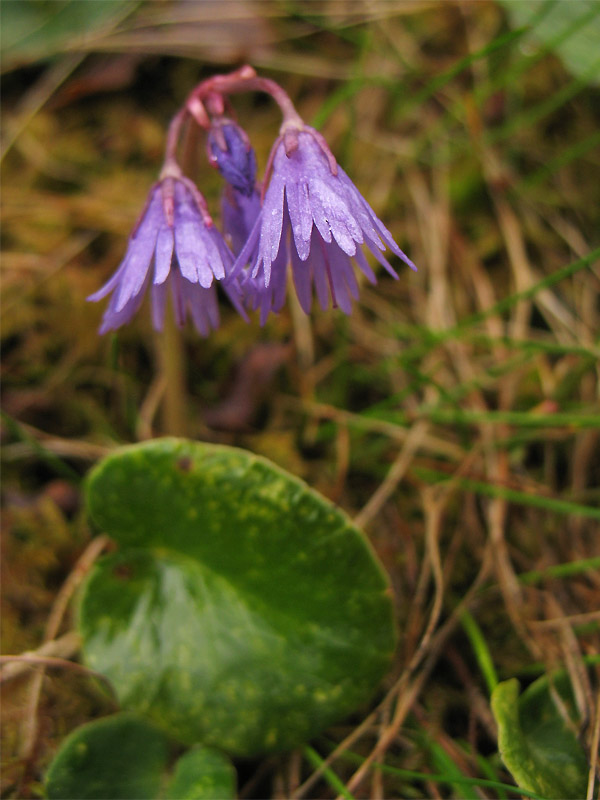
top-left (242, 234), bottom-right (288, 325)
top-left (328, 216), bottom-right (358, 257)
top-left (310, 235), bottom-right (331, 311)
top-left (327, 245), bottom-right (354, 314)
top-left (336, 168), bottom-right (384, 246)
top-left (269, 235), bottom-right (289, 315)
top-left (290, 239), bottom-right (312, 313)
top-left (306, 178), bottom-right (333, 244)
top-left (154, 226), bottom-right (174, 285)
top-left (222, 188), bottom-right (261, 255)
top-left (231, 211), bottom-right (262, 279)
top-left (172, 182), bottom-right (235, 287)
top-left (307, 175), bottom-right (361, 255)
top-left (174, 219), bottom-right (211, 287)
top-left (338, 167), bottom-right (417, 271)
top-left (87, 260), bottom-right (128, 302)
top-left (266, 204), bottom-right (292, 292)
top-left (187, 281), bottom-right (220, 337)
top-left (364, 235), bottom-right (399, 279)
top-left (259, 258), bottom-right (288, 325)
top-left (173, 182), bottom-right (219, 288)
top-left (334, 245), bottom-right (360, 300)
top-left (203, 227), bottom-right (227, 282)
top-left (258, 196), bottom-right (290, 288)
top-left (260, 170), bottom-right (286, 266)
top-left (99, 271), bottom-right (150, 333)
top-left (113, 200), bottom-right (162, 311)
top-left (352, 245), bottom-right (377, 284)
top-left (222, 281), bottom-right (249, 322)
top-left (286, 180), bottom-right (312, 261)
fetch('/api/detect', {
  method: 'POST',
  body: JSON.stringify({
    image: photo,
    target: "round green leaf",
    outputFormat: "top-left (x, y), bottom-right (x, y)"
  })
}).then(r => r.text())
top-left (45, 713), bottom-right (169, 800)
top-left (80, 438), bottom-right (396, 755)
top-left (165, 746), bottom-right (236, 800)
top-left (491, 676), bottom-right (588, 799)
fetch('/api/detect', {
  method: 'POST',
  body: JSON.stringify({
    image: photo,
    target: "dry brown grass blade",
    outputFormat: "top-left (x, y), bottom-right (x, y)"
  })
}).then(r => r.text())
top-left (342, 486), bottom-right (448, 795)
top-left (544, 594), bottom-right (595, 729)
top-left (17, 535), bottom-right (111, 765)
top-left (284, 397), bottom-right (464, 461)
top-left (587, 690), bottom-right (600, 800)
top-left (1, 54), bottom-right (85, 161)
top-left (0, 632), bottom-right (81, 683)
top-left (1, 654), bottom-right (105, 681)
top-left (1, 419), bottom-right (113, 462)
top-left (354, 420), bottom-right (429, 529)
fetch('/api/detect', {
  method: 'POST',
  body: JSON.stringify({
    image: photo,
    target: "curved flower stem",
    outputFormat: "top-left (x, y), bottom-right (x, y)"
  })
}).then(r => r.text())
top-left (163, 107), bottom-right (189, 169)
top-left (186, 65), bottom-right (304, 131)
top-left (165, 66), bottom-right (322, 202)
top-left (183, 66), bottom-right (339, 186)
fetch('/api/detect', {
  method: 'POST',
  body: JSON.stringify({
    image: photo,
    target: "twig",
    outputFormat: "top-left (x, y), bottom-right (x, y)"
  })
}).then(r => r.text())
top-left (587, 691), bottom-right (600, 800)
top-left (545, 594), bottom-right (594, 728)
top-left (18, 535), bottom-right (111, 762)
top-left (290, 700), bottom-right (383, 798)
top-left (530, 610), bottom-right (600, 628)
top-left (0, 654), bottom-right (109, 685)
top-left (282, 396), bottom-right (464, 460)
top-left (0, 631), bottom-right (80, 682)
top-left (354, 420), bottom-right (429, 529)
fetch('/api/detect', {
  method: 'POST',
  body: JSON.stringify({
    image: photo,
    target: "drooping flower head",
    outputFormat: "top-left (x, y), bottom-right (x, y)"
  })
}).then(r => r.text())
top-left (88, 169), bottom-right (246, 334)
top-left (232, 122), bottom-right (417, 319)
top-left (89, 66), bottom-right (416, 335)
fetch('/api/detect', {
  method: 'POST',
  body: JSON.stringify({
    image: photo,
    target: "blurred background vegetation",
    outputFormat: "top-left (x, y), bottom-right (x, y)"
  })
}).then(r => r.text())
top-left (1, 1), bottom-right (599, 797)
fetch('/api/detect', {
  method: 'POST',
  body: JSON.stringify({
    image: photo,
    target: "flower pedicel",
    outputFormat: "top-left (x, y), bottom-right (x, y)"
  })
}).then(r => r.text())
top-left (89, 66), bottom-right (415, 333)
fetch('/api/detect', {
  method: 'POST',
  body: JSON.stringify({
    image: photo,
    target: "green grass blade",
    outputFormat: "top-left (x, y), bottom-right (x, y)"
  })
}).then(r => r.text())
top-left (519, 556), bottom-right (600, 585)
top-left (327, 744), bottom-right (547, 799)
top-left (303, 746), bottom-right (356, 800)
top-left (415, 467), bottom-right (600, 521)
top-left (460, 609), bottom-right (499, 695)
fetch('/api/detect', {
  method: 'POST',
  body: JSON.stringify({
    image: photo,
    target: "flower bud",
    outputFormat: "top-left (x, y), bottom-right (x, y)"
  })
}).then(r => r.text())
top-left (208, 121), bottom-right (257, 197)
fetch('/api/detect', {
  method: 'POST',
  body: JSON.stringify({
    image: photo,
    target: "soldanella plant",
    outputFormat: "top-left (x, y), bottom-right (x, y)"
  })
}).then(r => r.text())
top-left (45, 67), bottom-right (417, 799)
top-left (88, 65), bottom-right (416, 332)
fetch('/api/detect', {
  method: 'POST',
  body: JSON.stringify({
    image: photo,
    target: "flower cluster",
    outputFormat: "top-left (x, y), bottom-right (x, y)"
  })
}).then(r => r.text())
top-left (89, 67), bottom-right (415, 334)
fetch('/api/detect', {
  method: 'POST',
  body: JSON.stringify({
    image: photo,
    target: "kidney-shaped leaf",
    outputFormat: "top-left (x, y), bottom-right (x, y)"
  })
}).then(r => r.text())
top-left (45, 713), bottom-right (170, 800)
top-left (45, 714), bottom-right (236, 800)
top-left (492, 676), bottom-right (588, 799)
top-left (80, 438), bottom-right (396, 755)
